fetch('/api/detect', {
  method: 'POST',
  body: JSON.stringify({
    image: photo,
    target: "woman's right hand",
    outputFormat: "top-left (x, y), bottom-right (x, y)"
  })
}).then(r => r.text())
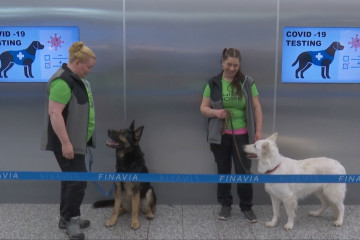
top-left (215, 109), bottom-right (227, 119)
top-left (62, 142), bottom-right (74, 159)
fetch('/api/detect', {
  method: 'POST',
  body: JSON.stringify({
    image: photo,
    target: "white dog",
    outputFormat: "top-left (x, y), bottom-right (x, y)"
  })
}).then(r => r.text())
top-left (243, 133), bottom-right (346, 230)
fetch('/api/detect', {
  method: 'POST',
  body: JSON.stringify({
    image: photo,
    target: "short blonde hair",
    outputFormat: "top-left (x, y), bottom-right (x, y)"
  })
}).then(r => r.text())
top-left (68, 41), bottom-right (96, 63)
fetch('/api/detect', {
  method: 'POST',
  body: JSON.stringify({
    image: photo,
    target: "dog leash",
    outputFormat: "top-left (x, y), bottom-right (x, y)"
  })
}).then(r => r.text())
top-left (224, 110), bottom-right (251, 174)
top-left (87, 147), bottom-right (115, 197)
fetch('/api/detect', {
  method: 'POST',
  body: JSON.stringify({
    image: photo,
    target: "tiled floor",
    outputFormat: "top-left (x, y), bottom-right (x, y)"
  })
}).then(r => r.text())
top-left (0, 203), bottom-right (358, 240)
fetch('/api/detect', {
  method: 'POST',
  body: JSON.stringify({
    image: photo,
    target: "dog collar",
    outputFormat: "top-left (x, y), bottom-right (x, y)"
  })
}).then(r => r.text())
top-left (265, 164), bottom-right (280, 174)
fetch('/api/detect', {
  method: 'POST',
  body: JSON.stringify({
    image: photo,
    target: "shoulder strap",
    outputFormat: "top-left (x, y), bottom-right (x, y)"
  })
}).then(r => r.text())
top-left (244, 75), bottom-right (254, 85)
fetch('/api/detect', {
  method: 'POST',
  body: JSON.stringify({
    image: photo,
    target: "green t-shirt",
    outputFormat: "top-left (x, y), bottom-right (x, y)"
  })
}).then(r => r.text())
top-left (49, 79), bottom-right (95, 142)
top-left (203, 78), bottom-right (258, 130)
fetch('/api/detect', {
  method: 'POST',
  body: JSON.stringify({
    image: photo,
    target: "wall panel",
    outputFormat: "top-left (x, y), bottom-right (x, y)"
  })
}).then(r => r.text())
top-left (0, 0), bottom-right (359, 205)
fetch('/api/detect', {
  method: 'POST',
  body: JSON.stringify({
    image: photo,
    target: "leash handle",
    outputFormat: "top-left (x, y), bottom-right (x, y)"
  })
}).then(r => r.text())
top-left (225, 110), bottom-right (251, 174)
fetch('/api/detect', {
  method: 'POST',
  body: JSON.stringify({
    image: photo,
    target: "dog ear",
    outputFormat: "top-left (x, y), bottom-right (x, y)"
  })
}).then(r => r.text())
top-left (261, 142), bottom-right (271, 159)
top-left (129, 120), bottom-right (135, 130)
top-left (134, 126), bottom-right (144, 142)
top-left (268, 132), bottom-right (278, 142)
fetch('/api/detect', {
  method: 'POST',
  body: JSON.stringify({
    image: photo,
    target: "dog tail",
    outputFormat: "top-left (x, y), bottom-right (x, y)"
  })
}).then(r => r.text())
top-left (92, 199), bottom-right (114, 208)
top-left (291, 56), bottom-right (299, 66)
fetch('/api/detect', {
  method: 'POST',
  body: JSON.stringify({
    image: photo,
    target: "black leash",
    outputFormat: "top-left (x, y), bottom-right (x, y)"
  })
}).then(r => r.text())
top-left (224, 110), bottom-right (251, 174)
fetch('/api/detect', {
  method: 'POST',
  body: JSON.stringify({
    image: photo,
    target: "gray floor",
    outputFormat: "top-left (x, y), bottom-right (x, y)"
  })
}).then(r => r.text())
top-left (0, 204), bottom-right (359, 240)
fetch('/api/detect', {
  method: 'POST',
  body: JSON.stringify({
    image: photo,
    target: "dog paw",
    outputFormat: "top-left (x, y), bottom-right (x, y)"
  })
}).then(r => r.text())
top-left (308, 210), bottom-right (321, 217)
top-left (146, 213), bottom-right (155, 220)
top-left (284, 223), bottom-right (294, 230)
top-left (131, 220), bottom-right (140, 229)
top-left (265, 221), bottom-right (276, 227)
top-left (333, 220), bottom-right (343, 227)
top-left (105, 218), bottom-right (117, 227)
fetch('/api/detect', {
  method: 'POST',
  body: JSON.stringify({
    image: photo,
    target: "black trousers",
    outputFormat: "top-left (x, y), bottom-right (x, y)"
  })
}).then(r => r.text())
top-left (210, 134), bottom-right (253, 211)
top-left (54, 152), bottom-right (87, 221)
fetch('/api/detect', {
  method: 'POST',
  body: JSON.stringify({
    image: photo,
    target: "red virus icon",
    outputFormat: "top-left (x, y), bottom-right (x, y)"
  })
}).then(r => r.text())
top-left (48, 33), bottom-right (64, 50)
top-left (348, 34), bottom-right (360, 52)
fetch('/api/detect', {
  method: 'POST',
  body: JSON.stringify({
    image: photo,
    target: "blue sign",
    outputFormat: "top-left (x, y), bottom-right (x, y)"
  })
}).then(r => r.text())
top-left (282, 27), bottom-right (360, 83)
top-left (0, 26), bottom-right (79, 82)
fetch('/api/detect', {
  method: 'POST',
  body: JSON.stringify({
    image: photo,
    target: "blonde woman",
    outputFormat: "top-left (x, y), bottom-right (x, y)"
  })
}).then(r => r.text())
top-left (41, 41), bottom-right (96, 240)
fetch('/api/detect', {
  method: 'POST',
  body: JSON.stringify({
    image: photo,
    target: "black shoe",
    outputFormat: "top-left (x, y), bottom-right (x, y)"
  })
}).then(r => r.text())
top-left (59, 216), bottom-right (90, 229)
top-left (66, 217), bottom-right (85, 240)
top-left (218, 206), bottom-right (231, 221)
top-left (242, 209), bottom-right (257, 223)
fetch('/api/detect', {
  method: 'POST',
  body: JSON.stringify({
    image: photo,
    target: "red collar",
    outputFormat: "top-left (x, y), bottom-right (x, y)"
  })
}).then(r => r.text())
top-left (265, 164), bottom-right (280, 174)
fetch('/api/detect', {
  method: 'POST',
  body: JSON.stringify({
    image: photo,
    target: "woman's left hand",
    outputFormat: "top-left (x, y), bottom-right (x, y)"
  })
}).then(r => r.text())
top-left (246, 132), bottom-right (263, 159)
top-left (254, 132), bottom-right (262, 142)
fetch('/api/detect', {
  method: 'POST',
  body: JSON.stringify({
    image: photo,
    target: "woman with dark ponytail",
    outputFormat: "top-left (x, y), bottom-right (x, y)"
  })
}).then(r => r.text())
top-left (200, 47), bottom-right (263, 222)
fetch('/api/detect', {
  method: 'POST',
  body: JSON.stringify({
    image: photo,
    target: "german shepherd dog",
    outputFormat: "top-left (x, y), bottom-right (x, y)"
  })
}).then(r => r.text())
top-left (93, 120), bottom-right (156, 229)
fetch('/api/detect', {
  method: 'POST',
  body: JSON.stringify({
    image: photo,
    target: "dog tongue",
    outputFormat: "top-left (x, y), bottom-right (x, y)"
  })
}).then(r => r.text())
top-left (246, 153), bottom-right (257, 158)
top-left (106, 140), bottom-right (119, 146)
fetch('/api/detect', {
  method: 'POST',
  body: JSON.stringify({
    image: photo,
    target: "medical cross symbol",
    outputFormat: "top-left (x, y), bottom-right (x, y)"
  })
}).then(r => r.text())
top-left (17, 52), bottom-right (25, 60)
top-left (315, 52), bottom-right (323, 61)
